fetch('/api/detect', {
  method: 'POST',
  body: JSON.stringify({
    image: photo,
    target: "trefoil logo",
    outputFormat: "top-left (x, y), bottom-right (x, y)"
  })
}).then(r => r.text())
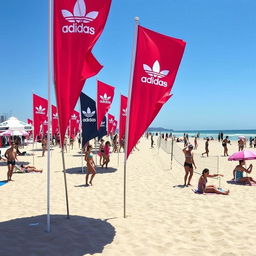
top-left (141, 60), bottom-right (169, 87)
top-left (53, 113), bottom-right (58, 119)
top-left (122, 108), bottom-right (127, 117)
top-left (71, 114), bottom-right (77, 120)
top-left (100, 121), bottom-right (105, 128)
top-left (82, 107), bottom-right (96, 122)
top-left (61, 0), bottom-right (98, 35)
top-left (99, 93), bottom-right (111, 104)
top-left (35, 106), bottom-right (46, 115)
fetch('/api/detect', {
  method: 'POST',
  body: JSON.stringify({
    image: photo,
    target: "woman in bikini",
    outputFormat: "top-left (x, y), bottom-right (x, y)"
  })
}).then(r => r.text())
top-left (232, 160), bottom-right (256, 185)
top-left (183, 144), bottom-right (197, 186)
top-left (222, 136), bottom-right (229, 156)
top-left (197, 169), bottom-right (229, 195)
top-left (85, 145), bottom-right (96, 186)
top-left (102, 141), bottom-right (111, 168)
top-left (98, 139), bottom-right (105, 166)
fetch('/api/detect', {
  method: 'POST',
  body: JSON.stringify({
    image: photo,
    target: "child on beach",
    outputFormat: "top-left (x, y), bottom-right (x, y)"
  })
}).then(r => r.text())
top-left (197, 169), bottom-right (229, 195)
top-left (183, 144), bottom-right (196, 186)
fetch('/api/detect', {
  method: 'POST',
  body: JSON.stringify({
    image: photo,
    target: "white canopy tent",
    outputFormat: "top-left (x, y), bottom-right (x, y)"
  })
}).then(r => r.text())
top-left (0, 117), bottom-right (32, 132)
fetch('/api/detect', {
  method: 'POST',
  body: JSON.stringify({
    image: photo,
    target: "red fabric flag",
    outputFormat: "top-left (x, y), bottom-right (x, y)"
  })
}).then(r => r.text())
top-left (33, 94), bottom-right (48, 140)
top-left (52, 105), bottom-right (59, 136)
top-left (70, 110), bottom-right (80, 137)
top-left (111, 120), bottom-right (118, 134)
top-left (126, 25), bottom-right (186, 158)
top-left (27, 119), bottom-right (33, 125)
top-left (119, 95), bottom-right (127, 142)
top-left (42, 120), bottom-right (48, 135)
top-left (54, 0), bottom-right (112, 145)
top-left (96, 80), bottom-right (115, 130)
top-left (107, 113), bottom-right (115, 135)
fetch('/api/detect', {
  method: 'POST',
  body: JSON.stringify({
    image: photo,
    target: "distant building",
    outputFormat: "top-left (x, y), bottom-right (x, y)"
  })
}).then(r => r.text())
top-left (0, 115), bottom-right (7, 123)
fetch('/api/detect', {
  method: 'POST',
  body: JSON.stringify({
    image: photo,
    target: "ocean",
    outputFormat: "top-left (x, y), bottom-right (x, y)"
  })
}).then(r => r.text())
top-left (171, 130), bottom-right (256, 141)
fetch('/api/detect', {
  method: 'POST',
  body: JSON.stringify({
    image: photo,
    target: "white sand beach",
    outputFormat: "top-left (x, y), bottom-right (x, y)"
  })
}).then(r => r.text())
top-left (0, 137), bottom-right (256, 256)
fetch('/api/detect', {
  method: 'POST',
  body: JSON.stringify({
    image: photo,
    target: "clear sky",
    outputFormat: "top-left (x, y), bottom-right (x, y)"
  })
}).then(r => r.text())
top-left (0, 0), bottom-right (255, 130)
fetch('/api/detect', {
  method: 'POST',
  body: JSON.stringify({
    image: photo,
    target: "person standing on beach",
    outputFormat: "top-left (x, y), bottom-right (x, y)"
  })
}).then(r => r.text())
top-left (102, 141), bottom-right (111, 168)
top-left (151, 134), bottom-right (154, 148)
top-left (183, 144), bottom-right (197, 186)
top-left (222, 136), bottom-right (230, 156)
top-left (4, 142), bottom-right (18, 181)
top-left (41, 137), bottom-right (47, 157)
top-left (85, 145), bottom-right (96, 186)
top-left (194, 136), bottom-right (198, 150)
top-left (238, 138), bottom-right (245, 151)
top-left (202, 138), bottom-right (210, 157)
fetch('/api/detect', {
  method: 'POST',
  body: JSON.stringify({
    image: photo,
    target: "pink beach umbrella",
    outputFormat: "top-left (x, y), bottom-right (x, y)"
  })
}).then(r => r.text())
top-left (228, 150), bottom-right (256, 161)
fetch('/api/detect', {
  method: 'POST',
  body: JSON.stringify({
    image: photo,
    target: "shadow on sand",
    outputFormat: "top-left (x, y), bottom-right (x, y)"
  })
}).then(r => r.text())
top-left (0, 214), bottom-right (116, 256)
top-left (66, 167), bottom-right (117, 175)
top-left (0, 161), bottom-right (30, 167)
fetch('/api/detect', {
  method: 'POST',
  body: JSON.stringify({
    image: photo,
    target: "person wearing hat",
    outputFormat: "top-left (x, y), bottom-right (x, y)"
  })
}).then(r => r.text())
top-left (183, 144), bottom-right (197, 186)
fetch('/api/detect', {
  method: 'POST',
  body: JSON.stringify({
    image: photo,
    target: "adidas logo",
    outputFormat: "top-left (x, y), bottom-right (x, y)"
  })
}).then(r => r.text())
top-left (122, 108), bottom-right (127, 117)
top-left (71, 114), bottom-right (77, 120)
top-left (82, 107), bottom-right (96, 122)
top-left (53, 113), bottom-right (58, 119)
top-left (35, 105), bottom-right (46, 115)
top-left (109, 118), bottom-right (114, 124)
top-left (43, 120), bottom-right (48, 125)
top-left (61, 0), bottom-right (98, 35)
top-left (100, 121), bottom-right (105, 128)
top-left (141, 60), bottom-right (169, 87)
top-left (99, 93), bottom-right (111, 104)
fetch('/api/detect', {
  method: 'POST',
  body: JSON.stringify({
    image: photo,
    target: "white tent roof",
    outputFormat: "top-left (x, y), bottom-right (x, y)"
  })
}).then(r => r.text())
top-left (0, 116), bottom-right (32, 131)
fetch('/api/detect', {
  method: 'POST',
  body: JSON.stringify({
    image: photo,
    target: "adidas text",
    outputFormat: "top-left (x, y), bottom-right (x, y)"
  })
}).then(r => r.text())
top-left (62, 23), bottom-right (95, 34)
top-left (141, 77), bottom-right (168, 87)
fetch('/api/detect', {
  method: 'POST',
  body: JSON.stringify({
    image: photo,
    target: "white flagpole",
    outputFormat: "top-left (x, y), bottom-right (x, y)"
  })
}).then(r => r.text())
top-left (95, 77), bottom-right (98, 166)
top-left (78, 98), bottom-right (84, 173)
top-left (47, 0), bottom-right (53, 232)
top-left (117, 93), bottom-right (121, 166)
top-left (124, 17), bottom-right (139, 218)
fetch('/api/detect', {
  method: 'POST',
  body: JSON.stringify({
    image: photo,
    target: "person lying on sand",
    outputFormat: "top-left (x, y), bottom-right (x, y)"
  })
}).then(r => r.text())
top-left (232, 160), bottom-right (256, 185)
top-left (197, 168), bottom-right (229, 195)
top-left (16, 164), bottom-right (42, 173)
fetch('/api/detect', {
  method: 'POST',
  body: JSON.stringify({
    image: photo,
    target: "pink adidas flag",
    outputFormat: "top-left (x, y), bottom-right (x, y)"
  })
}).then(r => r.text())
top-left (54, 0), bottom-right (112, 145)
top-left (33, 94), bottom-right (48, 140)
top-left (126, 25), bottom-right (186, 158)
top-left (111, 120), bottom-right (118, 134)
top-left (119, 95), bottom-right (127, 142)
top-left (107, 113), bottom-right (115, 135)
top-left (96, 80), bottom-right (115, 130)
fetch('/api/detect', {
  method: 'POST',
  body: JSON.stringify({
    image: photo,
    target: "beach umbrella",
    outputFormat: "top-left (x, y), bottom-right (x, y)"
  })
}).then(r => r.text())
top-left (228, 150), bottom-right (256, 161)
top-left (0, 130), bottom-right (29, 137)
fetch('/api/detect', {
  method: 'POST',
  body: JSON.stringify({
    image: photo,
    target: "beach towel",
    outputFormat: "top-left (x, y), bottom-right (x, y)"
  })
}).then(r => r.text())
top-left (0, 181), bottom-right (7, 186)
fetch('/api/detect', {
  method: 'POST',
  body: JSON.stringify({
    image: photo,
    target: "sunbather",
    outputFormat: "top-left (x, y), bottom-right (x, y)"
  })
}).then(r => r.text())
top-left (16, 164), bottom-right (42, 173)
top-left (197, 168), bottom-right (229, 195)
top-left (232, 160), bottom-right (256, 185)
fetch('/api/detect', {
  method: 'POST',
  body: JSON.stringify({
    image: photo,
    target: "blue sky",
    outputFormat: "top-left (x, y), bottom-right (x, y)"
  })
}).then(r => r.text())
top-left (0, 0), bottom-right (255, 130)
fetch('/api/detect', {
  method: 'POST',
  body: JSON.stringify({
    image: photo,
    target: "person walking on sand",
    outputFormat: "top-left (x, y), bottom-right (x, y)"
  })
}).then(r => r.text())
top-left (238, 138), bottom-right (245, 151)
top-left (102, 141), bottom-right (111, 168)
top-left (222, 136), bottom-right (230, 156)
top-left (202, 138), bottom-right (210, 157)
top-left (85, 145), bottom-right (96, 186)
top-left (183, 144), bottom-right (197, 186)
top-left (4, 142), bottom-right (18, 181)
top-left (197, 169), bottom-right (229, 195)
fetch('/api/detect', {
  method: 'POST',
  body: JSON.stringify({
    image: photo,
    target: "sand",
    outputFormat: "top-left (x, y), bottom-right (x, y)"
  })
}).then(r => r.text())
top-left (0, 136), bottom-right (256, 256)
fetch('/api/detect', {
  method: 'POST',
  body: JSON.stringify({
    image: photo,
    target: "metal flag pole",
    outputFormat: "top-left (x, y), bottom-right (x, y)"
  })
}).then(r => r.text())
top-left (95, 77), bottom-right (98, 166)
top-left (124, 17), bottom-right (139, 218)
top-left (46, 0), bottom-right (53, 232)
top-left (117, 93), bottom-right (121, 167)
top-left (78, 97), bottom-right (84, 173)
top-left (170, 137), bottom-right (174, 170)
